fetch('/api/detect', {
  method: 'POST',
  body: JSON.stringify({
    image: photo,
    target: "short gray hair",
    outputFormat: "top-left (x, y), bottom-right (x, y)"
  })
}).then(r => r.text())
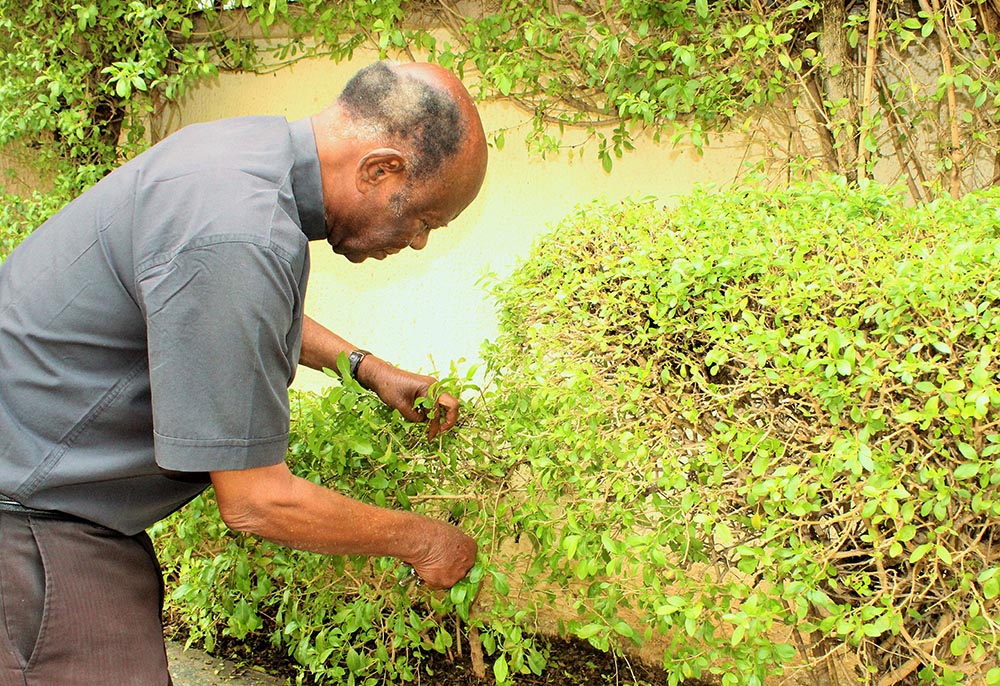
top-left (338, 61), bottom-right (464, 178)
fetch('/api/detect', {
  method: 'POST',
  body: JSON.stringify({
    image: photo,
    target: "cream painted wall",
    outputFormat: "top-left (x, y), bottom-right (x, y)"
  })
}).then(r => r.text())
top-left (165, 51), bottom-right (753, 394)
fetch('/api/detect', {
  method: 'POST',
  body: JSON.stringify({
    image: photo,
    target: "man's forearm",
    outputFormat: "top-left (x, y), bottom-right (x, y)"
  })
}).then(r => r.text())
top-left (213, 463), bottom-right (424, 559)
top-left (300, 315), bottom-right (391, 391)
top-left (211, 462), bottom-right (477, 588)
top-left (243, 480), bottom-right (424, 558)
top-left (297, 316), bottom-right (457, 437)
top-left (299, 315), bottom-right (354, 372)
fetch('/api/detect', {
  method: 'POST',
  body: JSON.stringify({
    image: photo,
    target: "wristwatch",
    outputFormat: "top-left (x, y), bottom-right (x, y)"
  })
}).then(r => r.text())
top-left (348, 349), bottom-right (371, 382)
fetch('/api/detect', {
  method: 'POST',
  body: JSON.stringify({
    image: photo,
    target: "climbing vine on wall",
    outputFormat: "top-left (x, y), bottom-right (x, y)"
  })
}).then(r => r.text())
top-left (2, 0), bottom-right (1000, 246)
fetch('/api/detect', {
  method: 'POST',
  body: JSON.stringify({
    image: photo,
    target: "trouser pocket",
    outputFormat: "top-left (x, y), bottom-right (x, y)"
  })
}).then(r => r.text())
top-left (0, 514), bottom-right (171, 686)
top-left (0, 513), bottom-right (46, 668)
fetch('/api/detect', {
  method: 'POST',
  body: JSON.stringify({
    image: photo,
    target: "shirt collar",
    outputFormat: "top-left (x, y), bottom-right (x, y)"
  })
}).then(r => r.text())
top-left (288, 117), bottom-right (328, 241)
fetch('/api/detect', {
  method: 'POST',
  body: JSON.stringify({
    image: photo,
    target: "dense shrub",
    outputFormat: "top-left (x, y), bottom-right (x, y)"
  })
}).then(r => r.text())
top-left (157, 177), bottom-right (1000, 686)
top-left (154, 366), bottom-right (519, 685)
top-left (484, 177), bottom-right (1000, 685)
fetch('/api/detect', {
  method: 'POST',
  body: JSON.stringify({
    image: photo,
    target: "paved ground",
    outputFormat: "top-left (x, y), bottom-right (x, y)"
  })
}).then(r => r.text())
top-left (167, 640), bottom-right (286, 686)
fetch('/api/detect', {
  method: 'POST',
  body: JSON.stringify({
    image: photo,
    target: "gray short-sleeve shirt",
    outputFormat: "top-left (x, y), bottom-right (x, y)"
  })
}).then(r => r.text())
top-left (0, 116), bottom-right (328, 534)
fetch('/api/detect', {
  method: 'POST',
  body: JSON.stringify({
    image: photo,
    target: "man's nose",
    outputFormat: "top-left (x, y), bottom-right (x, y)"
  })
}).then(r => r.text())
top-left (409, 230), bottom-right (429, 251)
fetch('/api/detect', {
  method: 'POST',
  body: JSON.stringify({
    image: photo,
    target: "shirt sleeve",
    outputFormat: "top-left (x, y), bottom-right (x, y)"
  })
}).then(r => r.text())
top-left (137, 238), bottom-right (301, 472)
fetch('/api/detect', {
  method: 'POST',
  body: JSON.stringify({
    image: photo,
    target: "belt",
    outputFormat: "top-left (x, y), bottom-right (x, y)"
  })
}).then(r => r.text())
top-left (0, 498), bottom-right (80, 520)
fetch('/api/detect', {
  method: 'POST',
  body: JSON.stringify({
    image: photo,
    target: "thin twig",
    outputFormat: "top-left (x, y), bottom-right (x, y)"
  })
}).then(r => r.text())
top-left (856, 0), bottom-right (881, 180)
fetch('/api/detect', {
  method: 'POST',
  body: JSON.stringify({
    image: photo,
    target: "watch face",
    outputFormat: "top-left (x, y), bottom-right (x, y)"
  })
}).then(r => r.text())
top-left (349, 350), bottom-right (370, 379)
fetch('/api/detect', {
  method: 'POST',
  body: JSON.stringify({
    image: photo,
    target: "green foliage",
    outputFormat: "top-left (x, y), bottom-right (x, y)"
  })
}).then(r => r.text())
top-left (158, 178), bottom-right (1000, 685)
top-left (0, 1), bottom-right (220, 189)
top-left (4, 0), bottom-right (1000, 250)
top-left (484, 179), bottom-right (1000, 684)
top-left (437, 0), bottom-right (806, 167)
top-left (154, 367), bottom-right (532, 685)
top-left (405, 0), bottom-right (1000, 197)
top-left (0, 189), bottom-right (65, 256)
top-left (0, 0), bottom-right (214, 251)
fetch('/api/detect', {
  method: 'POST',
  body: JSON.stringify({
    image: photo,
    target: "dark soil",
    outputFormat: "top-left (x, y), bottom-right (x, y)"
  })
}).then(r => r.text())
top-left (174, 621), bottom-right (712, 686)
top-left (417, 634), bottom-right (712, 686)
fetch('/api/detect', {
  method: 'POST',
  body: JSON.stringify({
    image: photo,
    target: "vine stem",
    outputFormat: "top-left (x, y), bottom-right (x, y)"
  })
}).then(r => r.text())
top-left (857, 0), bottom-right (880, 181)
top-left (877, 657), bottom-right (920, 686)
top-left (468, 625), bottom-right (486, 679)
top-left (917, 0), bottom-right (963, 197)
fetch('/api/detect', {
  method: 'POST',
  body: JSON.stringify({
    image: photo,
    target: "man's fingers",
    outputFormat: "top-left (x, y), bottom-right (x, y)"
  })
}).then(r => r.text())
top-left (426, 394), bottom-right (459, 439)
top-left (439, 394), bottom-right (459, 432)
top-left (408, 526), bottom-right (478, 589)
top-left (427, 411), bottom-right (441, 440)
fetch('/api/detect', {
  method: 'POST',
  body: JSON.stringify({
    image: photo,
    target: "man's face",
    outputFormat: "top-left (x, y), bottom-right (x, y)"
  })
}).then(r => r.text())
top-left (327, 167), bottom-right (477, 263)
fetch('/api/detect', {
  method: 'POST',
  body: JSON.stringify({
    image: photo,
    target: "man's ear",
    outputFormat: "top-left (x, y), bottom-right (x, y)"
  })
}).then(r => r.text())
top-left (356, 148), bottom-right (407, 193)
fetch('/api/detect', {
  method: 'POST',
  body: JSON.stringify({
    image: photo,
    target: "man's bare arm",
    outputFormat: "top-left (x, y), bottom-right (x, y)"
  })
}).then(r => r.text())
top-left (211, 462), bottom-right (476, 589)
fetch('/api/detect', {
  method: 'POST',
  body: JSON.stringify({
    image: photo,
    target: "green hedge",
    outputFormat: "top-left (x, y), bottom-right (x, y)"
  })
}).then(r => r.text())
top-left (156, 176), bottom-right (1000, 686)
top-left (154, 368), bottom-right (519, 685)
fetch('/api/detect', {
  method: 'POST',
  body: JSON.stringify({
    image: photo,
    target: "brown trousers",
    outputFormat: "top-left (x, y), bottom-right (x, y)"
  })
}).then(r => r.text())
top-left (0, 512), bottom-right (172, 686)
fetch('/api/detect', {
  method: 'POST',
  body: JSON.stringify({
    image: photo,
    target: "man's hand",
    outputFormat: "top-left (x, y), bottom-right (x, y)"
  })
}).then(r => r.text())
top-left (298, 317), bottom-right (459, 439)
top-left (359, 360), bottom-right (459, 440)
top-left (404, 519), bottom-right (478, 589)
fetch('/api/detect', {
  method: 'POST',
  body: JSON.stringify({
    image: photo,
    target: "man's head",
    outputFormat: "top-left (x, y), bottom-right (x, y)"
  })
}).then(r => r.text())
top-left (313, 61), bottom-right (488, 263)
